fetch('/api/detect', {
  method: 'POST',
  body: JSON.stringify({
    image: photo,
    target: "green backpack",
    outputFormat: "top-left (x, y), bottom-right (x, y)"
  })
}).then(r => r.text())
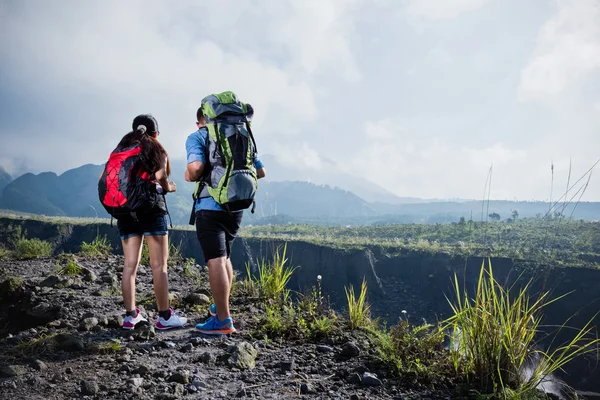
top-left (190, 91), bottom-right (258, 221)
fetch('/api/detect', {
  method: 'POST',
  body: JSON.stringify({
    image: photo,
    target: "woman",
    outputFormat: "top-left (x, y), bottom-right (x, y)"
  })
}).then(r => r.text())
top-left (117, 114), bottom-right (187, 330)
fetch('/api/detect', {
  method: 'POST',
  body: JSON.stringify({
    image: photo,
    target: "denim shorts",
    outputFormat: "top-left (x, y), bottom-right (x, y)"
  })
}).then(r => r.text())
top-left (117, 213), bottom-right (168, 241)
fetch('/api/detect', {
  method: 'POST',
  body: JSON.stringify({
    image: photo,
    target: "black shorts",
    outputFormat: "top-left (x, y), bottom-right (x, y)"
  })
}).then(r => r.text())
top-left (195, 210), bottom-right (243, 262)
top-left (117, 213), bottom-right (168, 241)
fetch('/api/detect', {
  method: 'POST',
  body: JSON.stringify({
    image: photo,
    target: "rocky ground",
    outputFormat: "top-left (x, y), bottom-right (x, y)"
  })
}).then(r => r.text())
top-left (0, 254), bottom-right (459, 400)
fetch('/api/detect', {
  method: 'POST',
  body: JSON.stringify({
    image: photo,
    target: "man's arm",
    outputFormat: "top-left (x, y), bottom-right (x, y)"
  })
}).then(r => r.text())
top-left (186, 161), bottom-right (205, 182)
top-left (255, 153), bottom-right (266, 179)
top-left (185, 131), bottom-right (207, 182)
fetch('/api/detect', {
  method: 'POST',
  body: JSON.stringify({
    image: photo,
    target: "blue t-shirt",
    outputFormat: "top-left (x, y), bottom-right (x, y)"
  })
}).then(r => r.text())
top-left (186, 127), bottom-right (264, 212)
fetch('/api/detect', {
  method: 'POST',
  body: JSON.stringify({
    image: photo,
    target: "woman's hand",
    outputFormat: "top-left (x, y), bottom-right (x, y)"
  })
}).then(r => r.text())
top-left (167, 181), bottom-right (177, 193)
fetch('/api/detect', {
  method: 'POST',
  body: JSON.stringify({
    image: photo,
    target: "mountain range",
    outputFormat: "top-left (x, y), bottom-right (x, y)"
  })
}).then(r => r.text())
top-left (1, 158), bottom-right (599, 226)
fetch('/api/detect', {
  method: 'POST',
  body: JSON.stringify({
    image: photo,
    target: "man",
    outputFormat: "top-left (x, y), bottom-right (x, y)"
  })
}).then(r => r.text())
top-left (185, 106), bottom-right (266, 335)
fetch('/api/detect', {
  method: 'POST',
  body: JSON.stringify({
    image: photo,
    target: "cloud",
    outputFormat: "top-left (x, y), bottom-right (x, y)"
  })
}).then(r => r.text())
top-left (406, 0), bottom-right (490, 19)
top-left (0, 0), bottom-right (358, 174)
top-left (342, 118), bottom-right (599, 201)
top-left (518, 0), bottom-right (600, 100)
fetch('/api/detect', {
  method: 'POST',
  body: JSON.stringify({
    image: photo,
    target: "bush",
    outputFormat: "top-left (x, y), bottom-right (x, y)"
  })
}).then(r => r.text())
top-left (445, 259), bottom-right (600, 397)
top-left (345, 277), bottom-right (371, 329)
top-left (248, 244), bottom-right (296, 303)
top-left (372, 320), bottom-right (450, 383)
top-left (0, 246), bottom-right (10, 260)
top-left (80, 235), bottom-right (112, 256)
top-left (11, 234), bottom-right (53, 260)
top-left (56, 255), bottom-right (82, 277)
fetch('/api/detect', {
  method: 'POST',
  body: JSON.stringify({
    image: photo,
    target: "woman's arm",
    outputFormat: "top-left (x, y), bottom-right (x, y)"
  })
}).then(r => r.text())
top-left (155, 154), bottom-right (176, 192)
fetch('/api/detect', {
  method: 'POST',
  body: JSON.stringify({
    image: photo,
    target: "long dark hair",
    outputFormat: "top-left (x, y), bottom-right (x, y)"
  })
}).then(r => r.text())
top-left (117, 121), bottom-right (171, 177)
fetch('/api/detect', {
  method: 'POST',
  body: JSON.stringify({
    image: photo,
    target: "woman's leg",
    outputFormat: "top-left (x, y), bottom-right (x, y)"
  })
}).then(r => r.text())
top-left (145, 234), bottom-right (169, 312)
top-left (122, 235), bottom-right (144, 312)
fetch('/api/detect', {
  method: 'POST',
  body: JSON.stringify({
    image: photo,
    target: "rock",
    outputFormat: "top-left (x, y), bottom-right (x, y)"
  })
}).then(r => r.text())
top-left (347, 373), bottom-right (362, 384)
top-left (361, 372), bottom-right (382, 387)
top-left (192, 379), bottom-right (207, 389)
top-left (135, 364), bottom-right (153, 376)
top-left (169, 371), bottom-right (190, 384)
top-left (133, 325), bottom-right (155, 341)
top-left (180, 343), bottom-right (194, 353)
top-left (316, 345), bottom-right (334, 353)
top-left (184, 293), bottom-right (211, 306)
top-left (0, 365), bottom-right (26, 378)
top-left (65, 367), bottom-right (74, 374)
top-left (129, 377), bottom-right (144, 387)
top-left (81, 267), bottom-right (97, 282)
top-left (32, 359), bottom-right (48, 371)
top-left (350, 395), bottom-right (360, 400)
top-left (40, 275), bottom-right (73, 288)
top-left (26, 302), bottom-right (62, 322)
top-left (228, 341), bottom-right (258, 370)
top-left (300, 383), bottom-right (312, 394)
top-left (27, 376), bottom-right (44, 388)
top-left (79, 317), bottom-right (99, 331)
top-left (81, 380), bottom-right (100, 395)
top-left (280, 359), bottom-right (295, 372)
top-left (0, 277), bottom-right (24, 298)
top-left (101, 273), bottom-right (118, 286)
top-left (236, 387), bottom-right (247, 397)
top-left (108, 315), bottom-right (124, 328)
top-left (341, 342), bottom-right (360, 358)
top-left (173, 383), bottom-right (185, 396)
top-left (198, 351), bottom-right (216, 365)
top-left (53, 333), bottom-right (85, 352)
top-left (160, 341), bottom-right (176, 349)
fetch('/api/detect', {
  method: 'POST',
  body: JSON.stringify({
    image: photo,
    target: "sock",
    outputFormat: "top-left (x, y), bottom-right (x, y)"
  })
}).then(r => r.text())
top-left (126, 309), bottom-right (138, 318)
top-left (158, 309), bottom-right (171, 320)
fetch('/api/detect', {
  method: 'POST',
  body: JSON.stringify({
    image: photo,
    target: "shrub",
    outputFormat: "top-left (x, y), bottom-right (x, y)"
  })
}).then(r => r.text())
top-left (249, 244), bottom-right (296, 303)
top-left (56, 255), bottom-right (82, 276)
top-left (445, 259), bottom-right (600, 397)
top-left (80, 235), bottom-right (112, 256)
top-left (345, 277), bottom-right (371, 329)
top-left (372, 320), bottom-right (450, 383)
top-left (11, 235), bottom-right (53, 260)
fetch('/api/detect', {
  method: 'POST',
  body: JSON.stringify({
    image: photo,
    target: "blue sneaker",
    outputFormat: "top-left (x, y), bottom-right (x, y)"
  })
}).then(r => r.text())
top-left (209, 303), bottom-right (216, 317)
top-left (195, 316), bottom-right (236, 335)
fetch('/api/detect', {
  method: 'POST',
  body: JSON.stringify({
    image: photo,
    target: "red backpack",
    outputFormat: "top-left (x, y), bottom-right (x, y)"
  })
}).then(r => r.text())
top-left (98, 144), bottom-right (160, 219)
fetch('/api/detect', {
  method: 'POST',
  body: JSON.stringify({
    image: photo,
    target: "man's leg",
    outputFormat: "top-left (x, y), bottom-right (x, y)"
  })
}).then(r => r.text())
top-left (226, 258), bottom-right (234, 289)
top-left (207, 256), bottom-right (231, 321)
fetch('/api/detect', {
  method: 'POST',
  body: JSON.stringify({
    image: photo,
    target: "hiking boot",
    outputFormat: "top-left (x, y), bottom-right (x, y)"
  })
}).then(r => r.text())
top-left (155, 309), bottom-right (188, 330)
top-left (195, 316), bottom-right (236, 335)
top-left (209, 303), bottom-right (216, 317)
top-left (122, 307), bottom-right (147, 330)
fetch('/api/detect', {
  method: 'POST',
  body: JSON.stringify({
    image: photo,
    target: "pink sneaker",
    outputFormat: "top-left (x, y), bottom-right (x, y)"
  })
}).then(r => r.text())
top-left (122, 307), bottom-right (147, 330)
top-left (155, 309), bottom-right (188, 330)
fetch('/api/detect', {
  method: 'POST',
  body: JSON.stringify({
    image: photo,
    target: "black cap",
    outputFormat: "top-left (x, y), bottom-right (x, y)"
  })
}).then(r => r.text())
top-left (132, 114), bottom-right (159, 134)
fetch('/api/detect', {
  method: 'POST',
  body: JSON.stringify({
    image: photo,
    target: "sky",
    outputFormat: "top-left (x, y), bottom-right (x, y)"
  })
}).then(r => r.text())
top-left (0, 0), bottom-right (599, 201)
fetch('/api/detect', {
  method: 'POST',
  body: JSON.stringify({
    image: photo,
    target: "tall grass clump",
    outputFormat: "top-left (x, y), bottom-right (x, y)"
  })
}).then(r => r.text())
top-left (445, 259), bottom-right (600, 397)
top-left (80, 235), bottom-right (112, 256)
top-left (10, 230), bottom-right (53, 260)
top-left (249, 244), bottom-right (296, 303)
top-left (345, 277), bottom-right (371, 329)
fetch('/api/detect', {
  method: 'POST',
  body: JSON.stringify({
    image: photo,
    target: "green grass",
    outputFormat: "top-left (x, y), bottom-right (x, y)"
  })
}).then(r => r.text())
top-left (56, 254), bottom-right (82, 276)
top-left (0, 245), bottom-right (9, 260)
top-left (90, 339), bottom-right (123, 354)
top-left (247, 244), bottom-right (297, 303)
top-left (80, 235), bottom-right (112, 256)
top-left (444, 259), bottom-right (600, 398)
top-left (371, 320), bottom-right (450, 384)
top-left (17, 333), bottom-right (58, 356)
top-left (345, 277), bottom-right (371, 330)
top-left (10, 229), bottom-right (53, 260)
